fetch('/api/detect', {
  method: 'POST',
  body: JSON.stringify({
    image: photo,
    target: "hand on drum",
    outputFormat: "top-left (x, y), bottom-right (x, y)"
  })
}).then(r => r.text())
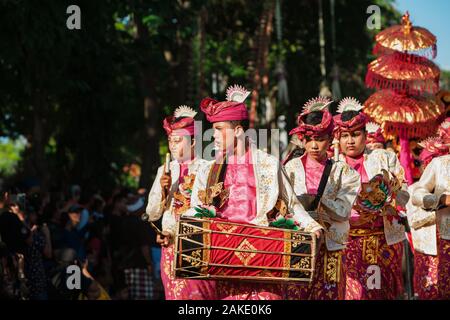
top-left (439, 194), bottom-right (450, 207)
top-left (314, 229), bottom-right (323, 240)
top-left (157, 231), bottom-right (173, 247)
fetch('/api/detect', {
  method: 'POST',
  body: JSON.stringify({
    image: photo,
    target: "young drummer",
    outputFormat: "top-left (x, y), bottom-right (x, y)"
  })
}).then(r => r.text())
top-left (145, 106), bottom-right (216, 299)
top-left (284, 96), bottom-right (360, 300)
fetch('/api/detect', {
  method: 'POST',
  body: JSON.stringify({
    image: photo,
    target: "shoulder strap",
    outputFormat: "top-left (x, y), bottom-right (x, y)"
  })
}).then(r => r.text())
top-left (311, 159), bottom-right (333, 211)
top-left (205, 158), bottom-right (228, 208)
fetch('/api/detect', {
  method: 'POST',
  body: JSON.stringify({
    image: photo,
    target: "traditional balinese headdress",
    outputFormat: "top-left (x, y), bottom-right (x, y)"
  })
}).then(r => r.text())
top-left (366, 122), bottom-right (386, 145)
top-left (200, 84), bottom-right (250, 123)
top-left (437, 117), bottom-right (450, 144)
top-left (163, 105), bottom-right (197, 136)
top-left (333, 97), bottom-right (369, 136)
top-left (418, 136), bottom-right (449, 166)
top-left (289, 96), bottom-right (334, 139)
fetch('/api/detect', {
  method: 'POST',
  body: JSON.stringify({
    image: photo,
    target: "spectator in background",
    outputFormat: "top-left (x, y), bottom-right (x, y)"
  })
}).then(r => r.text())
top-left (86, 219), bottom-right (112, 292)
top-left (119, 197), bottom-right (154, 300)
top-left (78, 260), bottom-right (111, 300)
top-left (0, 193), bottom-right (29, 256)
top-left (107, 191), bottom-right (128, 295)
top-left (24, 209), bottom-right (52, 300)
top-left (90, 194), bottom-right (106, 222)
top-left (61, 205), bottom-right (86, 261)
top-left (42, 201), bottom-right (64, 252)
top-left (61, 185), bottom-right (90, 234)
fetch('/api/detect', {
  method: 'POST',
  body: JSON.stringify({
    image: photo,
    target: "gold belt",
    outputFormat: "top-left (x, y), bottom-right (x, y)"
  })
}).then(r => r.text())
top-left (349, 228), bottom-right (384, 237)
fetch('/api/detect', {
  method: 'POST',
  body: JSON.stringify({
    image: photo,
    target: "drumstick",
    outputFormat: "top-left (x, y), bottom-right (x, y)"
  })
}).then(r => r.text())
top-left (164, 153), bottom-right (171, 174)
top-left (149, 221), bottom-right (164, 236)
top-left (332, 138), bottom-right (339, 161)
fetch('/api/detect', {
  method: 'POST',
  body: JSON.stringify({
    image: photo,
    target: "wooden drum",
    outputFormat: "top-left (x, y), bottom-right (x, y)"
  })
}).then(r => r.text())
top-left (174, 217), bottom-right (317, 283)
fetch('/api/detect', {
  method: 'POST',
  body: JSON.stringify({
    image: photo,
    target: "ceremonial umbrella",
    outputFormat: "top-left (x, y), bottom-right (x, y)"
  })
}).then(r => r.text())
top-left (365, 52), bottom-right (440, 96)
top-left (364, 90), bottom-right (445, 141)
top-left (373, 11), bottom-right (437, 58)
top-left (363, 12), bottom-right (444, 185)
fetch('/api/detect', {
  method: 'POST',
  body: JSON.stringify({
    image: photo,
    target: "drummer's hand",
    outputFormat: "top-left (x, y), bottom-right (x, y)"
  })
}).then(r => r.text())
top-left (157, 231), bottom-right (172, 247)
top-left (314, 229), bottom-right (323, 240)
top-left (439, 194), bottom-right (450, 207)
top-left (160, 174), bottom-right (172, 190)
top-left (395, 190), bottom-right (410, 207)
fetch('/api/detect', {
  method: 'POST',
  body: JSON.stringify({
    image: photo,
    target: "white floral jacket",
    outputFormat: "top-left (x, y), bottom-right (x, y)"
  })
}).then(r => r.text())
top-left (339, 148), bottom-right (408, 245)
top-left (406, 182), bottom-right (437, 255)
top-left (284, 155), bottom-right (361, 251)
top-left (411, 154), bottom-right (450, 242)
top-left (145, 157), bottom-right (208, 234)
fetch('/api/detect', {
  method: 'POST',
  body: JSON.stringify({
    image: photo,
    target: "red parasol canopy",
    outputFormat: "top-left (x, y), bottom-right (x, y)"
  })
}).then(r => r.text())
top-left (365, 52), bottom-right (440, 95)
top-left (373, 11), bottom-right (437, 58)
top-left (364, 90), bottom-right (445, 140)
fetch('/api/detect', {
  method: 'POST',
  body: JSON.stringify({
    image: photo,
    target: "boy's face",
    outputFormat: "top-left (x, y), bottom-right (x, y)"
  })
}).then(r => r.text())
top-left (212, 121), bottom-right (241, 153)
top-left (168, 135), bottom-right (193, 162)
top-left (302, 134), bottom-right (330, 161)
top-left (339, 130), bottom-right (367, 157)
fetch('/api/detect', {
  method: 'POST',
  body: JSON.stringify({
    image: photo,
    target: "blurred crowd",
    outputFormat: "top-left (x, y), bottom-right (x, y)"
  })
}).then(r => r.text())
top-left (0, 185), bottom-right (163, 300)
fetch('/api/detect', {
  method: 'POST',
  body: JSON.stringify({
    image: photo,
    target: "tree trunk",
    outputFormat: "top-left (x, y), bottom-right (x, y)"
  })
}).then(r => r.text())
top-left (32, 93), bottom-right (50, 192)
top-left (249, 0), bottom-right (276, 128)
top-left (134, 11), bottom-right (161, 188)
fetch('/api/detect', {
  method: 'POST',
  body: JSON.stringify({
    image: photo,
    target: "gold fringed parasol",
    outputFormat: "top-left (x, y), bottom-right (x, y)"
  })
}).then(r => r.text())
top-left (373, 11), bottom-right (437, 58)
top-left (364, 90), bottom-right (445, 140)
top-left (365, 52), bottom-right (440, 95)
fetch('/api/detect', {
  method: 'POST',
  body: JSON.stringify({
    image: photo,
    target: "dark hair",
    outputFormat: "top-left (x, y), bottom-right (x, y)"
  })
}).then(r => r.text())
top-left (91, 197), bottom-right (105, 212)
top-left (341, 110), bottom-right (361, 122)
top-left (303, 111), bottom-right (323, 126)
top-left (229, 119), bottom-right (250, 131)
top-left (173, 113), bottom-right (199, 124)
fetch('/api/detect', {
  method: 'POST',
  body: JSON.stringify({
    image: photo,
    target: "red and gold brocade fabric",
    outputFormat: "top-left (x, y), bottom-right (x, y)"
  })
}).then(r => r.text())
top-left (175, 218), bottom-right (315, 282)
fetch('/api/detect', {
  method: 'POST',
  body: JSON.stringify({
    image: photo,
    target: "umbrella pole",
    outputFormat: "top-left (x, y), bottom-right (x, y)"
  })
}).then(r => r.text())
top-left (398, 133), bottom-right (414, 299)
top-left (399, 135), bottom-right (414, 185)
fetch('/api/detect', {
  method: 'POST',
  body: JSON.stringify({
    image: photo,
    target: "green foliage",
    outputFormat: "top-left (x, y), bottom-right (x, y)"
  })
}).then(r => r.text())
top-left (0, 137), bottom-right (26, 177)
top-left (0, 0), bottom-right (402, 190)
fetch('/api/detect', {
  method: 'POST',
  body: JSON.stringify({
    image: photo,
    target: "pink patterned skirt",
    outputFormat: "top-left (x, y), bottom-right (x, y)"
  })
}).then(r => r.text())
top-left (437, 237), bottom-right (450, 299)
top-left (413, 251), bottom-right (439, 300)
top-left (284, 244), bottom-right (346, 300)
top-left (344, 230), bottom-right (404, 300)
top-left (216, 281), bottom-right (283, 300)
top-left (161, 245), bottom-right (217, 300)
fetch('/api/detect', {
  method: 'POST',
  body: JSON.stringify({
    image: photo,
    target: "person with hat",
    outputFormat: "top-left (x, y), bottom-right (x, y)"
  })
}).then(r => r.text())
top-left (365, 122), bottom-right (386, 151)
top-left (184, 85), bottom-right (323, 300)
top-left (409, 137), bottom-right (450, 299)
top-left (334, 97), bottom-right (410, 300)
top-left (437, 117), bottom-right (450, 145)
top-left (283, 96), bottom-right (360, 300)
top-left (145, 105), bottom-right (216, 300)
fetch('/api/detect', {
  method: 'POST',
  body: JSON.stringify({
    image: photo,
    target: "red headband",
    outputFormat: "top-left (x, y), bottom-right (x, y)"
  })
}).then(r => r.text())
top-left (367, 128), bottom-right (386, 144)
top-left (438, 117), bottom-right (450, 144)
top-left (419, 136), bottom-right (449, 167)
top-left (333, 112), bottom-right (369, 137)
top-left (163, 116), bottom-right (195, 136)
top-left (200, 97), bottom-right (249, 123)
top-left (289, 109), bottom-right (334, 139)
